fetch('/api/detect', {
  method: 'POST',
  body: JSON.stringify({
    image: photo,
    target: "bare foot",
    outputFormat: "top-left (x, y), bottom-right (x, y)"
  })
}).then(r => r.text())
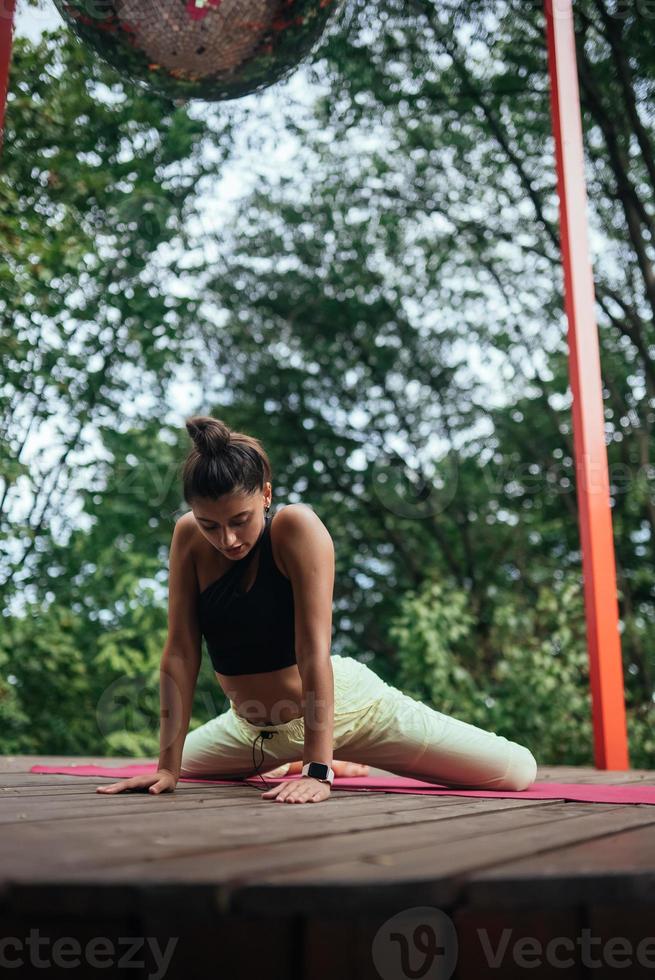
top-left (332, 761), bottom-right (370, 777)
top-left (265, 760), bottom-right (370, 778)
top-left (262, 762), bottom-right (292, 777)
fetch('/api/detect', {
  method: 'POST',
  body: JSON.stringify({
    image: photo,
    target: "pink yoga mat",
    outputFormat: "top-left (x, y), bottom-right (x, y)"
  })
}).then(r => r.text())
top-left (29, 763), bottom-right (655, 804)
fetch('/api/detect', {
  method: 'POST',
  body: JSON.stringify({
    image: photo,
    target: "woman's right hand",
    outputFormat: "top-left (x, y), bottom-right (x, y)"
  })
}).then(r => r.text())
top-left (95, 768), bottom-right (178, 795)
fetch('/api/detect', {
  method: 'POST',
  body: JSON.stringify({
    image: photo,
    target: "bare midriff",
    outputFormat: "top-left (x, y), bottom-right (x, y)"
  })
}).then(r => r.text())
top-left (215, 663), bottom-right (305, 726)
top-left (192, 510), bottom-right (307, 726)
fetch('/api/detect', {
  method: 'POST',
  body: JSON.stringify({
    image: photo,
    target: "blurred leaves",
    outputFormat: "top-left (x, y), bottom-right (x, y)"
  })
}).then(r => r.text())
top-left (1, 0), bottom-right (654, 767)
top-left (390, 571), bottom-right (597, 765)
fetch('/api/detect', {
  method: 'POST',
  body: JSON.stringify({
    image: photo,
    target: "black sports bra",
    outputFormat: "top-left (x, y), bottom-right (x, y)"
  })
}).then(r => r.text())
top-left (197, 512), bottom-right (297, 676)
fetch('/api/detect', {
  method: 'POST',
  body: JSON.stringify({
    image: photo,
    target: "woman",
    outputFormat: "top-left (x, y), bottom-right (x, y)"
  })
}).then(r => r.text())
top-left (97, 416), bottom-right (537, 805)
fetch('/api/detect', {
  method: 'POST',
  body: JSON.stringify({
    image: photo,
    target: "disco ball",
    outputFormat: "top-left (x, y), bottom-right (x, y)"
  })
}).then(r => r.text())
top-left (53, 0), bottom-right (343, 102)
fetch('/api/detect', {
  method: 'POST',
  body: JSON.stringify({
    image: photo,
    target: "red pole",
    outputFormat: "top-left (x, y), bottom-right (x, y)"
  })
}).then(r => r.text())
top-left (544, 0), bottom-right (629, 769)
top-left (0, 0), bottom-right (16, 147)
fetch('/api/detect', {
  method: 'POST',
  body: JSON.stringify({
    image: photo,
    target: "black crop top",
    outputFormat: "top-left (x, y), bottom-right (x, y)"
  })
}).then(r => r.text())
top-left (197, 512), bottom-right (297, 676)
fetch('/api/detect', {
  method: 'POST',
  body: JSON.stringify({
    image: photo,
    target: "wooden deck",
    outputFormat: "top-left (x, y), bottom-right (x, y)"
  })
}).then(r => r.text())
top-left (2, 756), bottom-right (655, 979)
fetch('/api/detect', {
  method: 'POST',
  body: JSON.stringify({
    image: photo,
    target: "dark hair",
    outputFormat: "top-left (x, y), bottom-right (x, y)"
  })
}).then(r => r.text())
top-left (182, 416), bottom-right (272, 504)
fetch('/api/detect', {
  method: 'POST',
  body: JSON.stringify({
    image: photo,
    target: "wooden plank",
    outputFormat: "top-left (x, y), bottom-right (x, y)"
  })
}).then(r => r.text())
top-left (0, 795), bottom-right (552, 880)
top-left (5, 756), bottom-right (654, 783)
top-left (304, 914), bottom-right (409, 980)
top-left (587, 904), bottom-right (655, 979)
top-left (0, 784), bottom-right (475, 825)
top-left (0, 755), bottom-right (157, 773)
top-left (0, 794), bottom-right (279, 824)
top-left (0, 780), bottom-right (377, 801)
top-left (0, 911), bottom-right (144, 979)
top-left (7, 767), bottom-right (651, 794)
top-left (537, 766), bottom-right (655, 786)
top-left (0, 799), bottom-right (557, 915)
top-left (4, 757), bottom-right (653, 980)
top-left (0, 801), bottom-right (636, 929)
top-left (0, 783), bottom-right (308, 818)
top-left (454, 905), bottom-right (585, 979)
top-left (2, 881), bottom-right (143, 918)
top-left (303, 917), bottom-right (359, 980)
top-left (1, 889), bottom-right (293, 980)
top-left (0, 906), bottom-right (298, 980)
top-left (2, 775), bottom-right (375, 801)
top-left (464, 820), bottom-right (655, 907)
top-left (226, 804), bottom-right (655, 913)
top-left (0, 755), bottom-right (439, 783)
top-left (137, 895), bottom-right (298, 980)
top-left (1, 777), bottom-right (488, 808)
top-left (320, 906), bottom-right (585, 980)
top-left (532, 767), bottom-right (654, 783)
top-left (4, 759), bottom-right (655, 918)
top-left (306, 908), bottom-right (588, 980)
top-left (0, 772), bottom-right (250, 788)
top-left (0, 782), bottom-right (258, 801)
top-left (0, 773), bottom-right (132, 787)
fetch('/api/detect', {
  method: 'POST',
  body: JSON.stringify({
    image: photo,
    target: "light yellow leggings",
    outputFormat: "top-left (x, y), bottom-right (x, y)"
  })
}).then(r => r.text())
top-left (179, 654), bottom-right (538, 790)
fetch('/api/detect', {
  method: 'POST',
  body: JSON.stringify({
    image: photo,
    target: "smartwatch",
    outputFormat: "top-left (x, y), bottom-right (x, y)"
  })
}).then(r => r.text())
top-left (301, 762), bottom-right (335, 785)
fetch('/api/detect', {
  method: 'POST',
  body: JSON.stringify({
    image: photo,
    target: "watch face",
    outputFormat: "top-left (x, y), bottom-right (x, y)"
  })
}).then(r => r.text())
top-left (308, 763), bottom-right (329, 780)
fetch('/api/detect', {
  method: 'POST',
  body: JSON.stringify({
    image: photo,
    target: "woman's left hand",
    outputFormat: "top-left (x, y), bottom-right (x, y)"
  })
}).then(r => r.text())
top-left (261, 776), bottom-right (331, 803)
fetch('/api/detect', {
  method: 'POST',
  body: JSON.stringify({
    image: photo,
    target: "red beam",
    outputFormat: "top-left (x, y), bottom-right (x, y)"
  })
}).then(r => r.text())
top-left (544, 0), bottom-right (629, 768)
top-left (0, 0), bottom-right (16, 147)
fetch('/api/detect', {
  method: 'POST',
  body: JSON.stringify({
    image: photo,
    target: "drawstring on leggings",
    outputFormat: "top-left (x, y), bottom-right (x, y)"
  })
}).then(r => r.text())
top-left (251, 730), bottom-right (275, 790)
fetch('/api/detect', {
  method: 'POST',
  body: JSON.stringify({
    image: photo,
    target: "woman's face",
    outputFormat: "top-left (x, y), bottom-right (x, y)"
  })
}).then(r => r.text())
top-left (192, 488), bottom-right (270, 558)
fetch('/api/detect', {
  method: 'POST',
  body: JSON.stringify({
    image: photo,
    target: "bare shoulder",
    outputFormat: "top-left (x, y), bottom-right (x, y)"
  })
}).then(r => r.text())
top-left (170, 510), bottom-right (216, 581)
top-left (271, 504), bottom-right (334, 576)
top-left (173, 509), bottom-right (198, 542)
top-left (273, 503), bottom-right (331, 536)
top-left (172, 510), bottom-right (202, 556)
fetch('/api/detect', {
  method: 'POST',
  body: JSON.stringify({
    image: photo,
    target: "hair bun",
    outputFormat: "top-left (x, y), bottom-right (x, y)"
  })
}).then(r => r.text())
top-left (185, 416), bottom-right (231, 456)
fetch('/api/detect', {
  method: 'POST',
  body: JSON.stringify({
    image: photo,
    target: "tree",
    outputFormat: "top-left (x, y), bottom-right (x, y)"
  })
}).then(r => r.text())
top-left (184, 0), bottom-right (654, 760)
top-left (0, 19), bottom-right (233, 752)
top-left (2, 0), bottom-right (653, 765)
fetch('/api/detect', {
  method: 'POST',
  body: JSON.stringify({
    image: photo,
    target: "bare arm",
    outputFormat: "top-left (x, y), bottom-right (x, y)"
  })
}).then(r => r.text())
top-left (278, 505), bottom-right (336, 768)
top-left (260, 505), bottom-right (337, 803)
top-left (97, 514), bottom-right (202, 795)
top-left (157, 513), bottom-right (202, 780)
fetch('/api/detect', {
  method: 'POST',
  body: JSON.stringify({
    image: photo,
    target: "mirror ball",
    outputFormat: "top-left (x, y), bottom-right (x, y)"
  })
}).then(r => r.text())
top-left (53, 0), bottom-right (342, 101)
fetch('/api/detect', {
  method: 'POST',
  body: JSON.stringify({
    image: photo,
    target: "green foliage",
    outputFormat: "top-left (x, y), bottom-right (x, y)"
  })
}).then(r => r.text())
top-left (2, 0), bottom-right (654, 770)
top-left (390, 572), bottom-right (594, 765)
top-left (0, 22), bottom-right (231, 756)
top-left (389, 580), bottom-right (480, 715)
